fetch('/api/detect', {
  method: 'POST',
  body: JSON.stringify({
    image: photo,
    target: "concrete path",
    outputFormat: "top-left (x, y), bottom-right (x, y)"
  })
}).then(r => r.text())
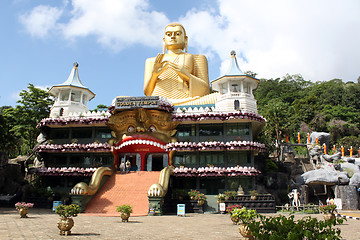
top-left (1, 208), bottom-right (359, 239)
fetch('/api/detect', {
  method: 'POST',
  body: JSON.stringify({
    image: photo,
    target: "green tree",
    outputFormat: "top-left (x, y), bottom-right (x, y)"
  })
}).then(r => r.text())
top-left (1, 84), bottom-right (53, 157)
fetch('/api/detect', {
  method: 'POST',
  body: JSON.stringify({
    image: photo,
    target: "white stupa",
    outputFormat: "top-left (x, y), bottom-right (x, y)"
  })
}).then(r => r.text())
top-left (49, 63), bottom-right (95, 117)
top-left (212, 51), bottom-right (259, 113)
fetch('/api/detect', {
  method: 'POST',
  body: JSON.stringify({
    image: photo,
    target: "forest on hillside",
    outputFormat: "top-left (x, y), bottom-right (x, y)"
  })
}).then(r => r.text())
top-left (254, 74), bottom-right (360, 156)
top-left (1, 75), bottom-right (360, 158)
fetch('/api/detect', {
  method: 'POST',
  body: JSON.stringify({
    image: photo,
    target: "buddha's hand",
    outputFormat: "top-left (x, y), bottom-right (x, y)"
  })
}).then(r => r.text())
top-left (152, 54), bottom-right (165, 77)
top-left (163, 61), bottom-right (191, 82)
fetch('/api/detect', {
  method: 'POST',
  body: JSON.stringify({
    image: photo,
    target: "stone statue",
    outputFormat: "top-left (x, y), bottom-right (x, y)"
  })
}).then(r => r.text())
top-left (288, 189), bottom-right (301, 210)
top-left (144, 23), bottom-right (210, 105)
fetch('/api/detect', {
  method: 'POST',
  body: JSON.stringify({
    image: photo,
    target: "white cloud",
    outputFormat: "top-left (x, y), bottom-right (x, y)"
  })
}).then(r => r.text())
top-left (20, 0), bottom-right (169, 51)
top-left (19, 0), bottom-right (360, 81)
top-left (180, 0), bottom-right (360, 81)
top-left (20, 5), bottom-right (63, 38)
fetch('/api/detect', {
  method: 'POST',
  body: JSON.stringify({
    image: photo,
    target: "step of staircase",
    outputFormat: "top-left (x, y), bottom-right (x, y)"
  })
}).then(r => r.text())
top-left (84, 171), bottom-right (160, 216)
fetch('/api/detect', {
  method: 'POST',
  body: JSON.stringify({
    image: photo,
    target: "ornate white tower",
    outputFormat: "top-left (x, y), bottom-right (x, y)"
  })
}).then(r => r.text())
top-left (212, 51), bottom-right (259, 113)
top-left (49, 63), bottom-right (95, 117)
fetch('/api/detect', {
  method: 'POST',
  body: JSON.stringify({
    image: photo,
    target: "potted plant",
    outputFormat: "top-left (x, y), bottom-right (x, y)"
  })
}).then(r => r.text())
top-left (249, 190), bottom-right (259, 200)
top-left (116, 204), bottom-right (133, 222)
top-left (231, 207), bottom-right (258, 239)
top-left (55, 204), bottom-right (80, 235)
top-left (215, 193), bottom-right (226, 204)
top-left (195, 193), bottom-right (207, 205)
top-left (319, 204), bottom-right (337, 221)
top-left (188, 189), bottom-right (200, 200)
top-left (224, 191), bottom-right (237, 200)
top-left (15, 202), bottom-right (34, 218)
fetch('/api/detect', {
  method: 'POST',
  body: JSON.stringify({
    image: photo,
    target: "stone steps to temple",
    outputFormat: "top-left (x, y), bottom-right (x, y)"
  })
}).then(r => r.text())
top-left (83, 171), bottom-right (160, 216)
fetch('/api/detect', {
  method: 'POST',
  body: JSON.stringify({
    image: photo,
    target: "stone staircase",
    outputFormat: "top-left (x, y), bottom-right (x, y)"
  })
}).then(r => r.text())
top-left (84, 171), bottom-right (160, 216)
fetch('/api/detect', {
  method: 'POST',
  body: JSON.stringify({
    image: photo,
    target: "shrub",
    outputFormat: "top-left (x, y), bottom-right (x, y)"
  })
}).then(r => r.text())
top-left (231, 207), bottom-right (258, 225)
top-left (116, 204), bottom-right (133, 214)
top-left (15, 202), bottom-right (34, 210)
top-left (55, 204), bottom-right (80, 218)
top-left (319, 204), bottom-right (337, 214)
top-left (224, 191), bottom-right (237, 200)
top-left (247, 214), bottom-right (344, 240)
top-left (226, 204), bottom-right (242, 214)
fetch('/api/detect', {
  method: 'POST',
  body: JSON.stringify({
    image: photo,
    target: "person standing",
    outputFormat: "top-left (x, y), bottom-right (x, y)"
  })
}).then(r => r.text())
top-left (126, 160), bottom-right (131, 174)
top-left (120, 161), bottom-right (125, 174)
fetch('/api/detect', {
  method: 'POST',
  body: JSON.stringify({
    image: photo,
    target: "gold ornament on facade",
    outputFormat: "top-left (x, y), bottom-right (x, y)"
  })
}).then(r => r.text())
top-left (107, 108), bottom-right (179, 145)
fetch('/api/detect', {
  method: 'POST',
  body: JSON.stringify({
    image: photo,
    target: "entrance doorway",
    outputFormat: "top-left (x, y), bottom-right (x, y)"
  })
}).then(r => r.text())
top-left (118, 153), bottom-right (141, 172)
top-left (146, 153), bottom-right (168, 171)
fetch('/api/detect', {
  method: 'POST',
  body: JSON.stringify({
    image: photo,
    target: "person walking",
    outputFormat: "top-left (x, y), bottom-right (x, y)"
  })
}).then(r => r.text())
top-left (126, 160), bottom-right (131, 174)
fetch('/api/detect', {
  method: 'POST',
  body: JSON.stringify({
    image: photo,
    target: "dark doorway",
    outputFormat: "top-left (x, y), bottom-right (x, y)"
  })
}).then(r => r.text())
top-left (151, 154), bottom-right (165, 171)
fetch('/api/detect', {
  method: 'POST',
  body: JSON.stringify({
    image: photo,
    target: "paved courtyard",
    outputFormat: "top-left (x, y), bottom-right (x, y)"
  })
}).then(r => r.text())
top-left (1, 208), bottom-right (359, 239)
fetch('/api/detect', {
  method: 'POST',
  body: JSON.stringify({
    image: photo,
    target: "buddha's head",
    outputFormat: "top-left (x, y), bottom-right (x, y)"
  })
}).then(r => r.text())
top-left (163, 23), bottom-right (188, 52)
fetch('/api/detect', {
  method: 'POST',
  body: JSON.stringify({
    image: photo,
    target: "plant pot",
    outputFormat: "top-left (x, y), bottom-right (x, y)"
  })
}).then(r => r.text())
top-left (121, 212), bottom-right (130, 222)
top-left (57, 217), bottom-right (74, 236)
top-left (19, 208), bottom-right (28, 218)
top-left (250, 195), bottom-right (257, 200)
top-left (238, 223), bottom-right (254, 240)
top-left (230, 215), bottom-right (239, 225)
top-left (323, 213), bottom-right (336, 221)
top-left (197, 200), bottom-right (205, 206)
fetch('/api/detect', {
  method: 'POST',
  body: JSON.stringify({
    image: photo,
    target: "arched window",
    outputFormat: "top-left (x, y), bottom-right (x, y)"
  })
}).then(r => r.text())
top-left (59, 108), bottom-right (64, 116)
top-left (234, 100), bottom-right (240, 110)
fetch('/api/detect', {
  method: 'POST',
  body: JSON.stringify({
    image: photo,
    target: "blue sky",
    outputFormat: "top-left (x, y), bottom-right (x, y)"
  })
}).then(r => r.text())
top-left (1, 0), bottom-right (360, 110)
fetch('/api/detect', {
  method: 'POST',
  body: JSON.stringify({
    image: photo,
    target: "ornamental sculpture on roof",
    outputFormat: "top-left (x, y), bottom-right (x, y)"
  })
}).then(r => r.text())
top-left (144, 23), bottom-right (210, 105)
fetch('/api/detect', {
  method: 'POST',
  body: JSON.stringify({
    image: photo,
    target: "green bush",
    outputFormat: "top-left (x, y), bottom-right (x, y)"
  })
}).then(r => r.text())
top-left (116, 204), bottom-right (133, 214)
top-left (247, 214), bottom-right (344, 240)
top-left (55, 204), bottom-right (80, 218)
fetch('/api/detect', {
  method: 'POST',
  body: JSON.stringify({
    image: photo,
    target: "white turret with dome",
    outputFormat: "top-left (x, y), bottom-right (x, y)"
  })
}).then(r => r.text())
top-left (49, 63), bottom-right (95, 117)
top-left (212, 51), bottom-right (259, 113)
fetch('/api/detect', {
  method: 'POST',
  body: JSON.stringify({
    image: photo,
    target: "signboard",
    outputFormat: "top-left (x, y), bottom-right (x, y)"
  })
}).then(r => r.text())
top-left (52, 201), bottom-right (62, 211)
top-left (219, 203), bottom-right (226, 212)
top-left (177, 204), bottom-right (185, 216)
top-left (115, 96), bottom-right (159, 109)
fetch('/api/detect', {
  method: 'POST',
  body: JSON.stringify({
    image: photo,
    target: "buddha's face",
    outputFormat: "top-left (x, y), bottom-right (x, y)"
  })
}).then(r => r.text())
top-left (164, 25), bottom-right (186, 50)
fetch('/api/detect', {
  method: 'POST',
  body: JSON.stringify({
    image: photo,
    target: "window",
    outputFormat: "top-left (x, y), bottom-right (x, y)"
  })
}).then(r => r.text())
top-left (97, 128), bottom-right (112, 139)
top-left (174, 153), bottom-right (197, 166)
top-left (82, 95), bottom-right (87, 105)
top-left (52, 129), bottom-right (69, 139)
top-left (59, 108), bottom-right (64, 116)
top-left (226, 124), bottom-right (249, 136)
top-left (60, 90), bottom-right (69, 101)
top-left (234, 100), bottom-right (240, 110)
top-left (71, 91), bottom-right (81, 102)
top-left (46, 155), bottom-right (67, 167)
top-left (199, 152), bottom-right (224, 166)
top-left (176, 125), bottom-right (196, 138)
top-left (227, 151), bottom-right (248, 166)
top-left (199, 124), bottom-right (223, 136)
top-left (220, 83), bottom-right (228, 94)
top-left (72, 128), bottom-right (92, 139)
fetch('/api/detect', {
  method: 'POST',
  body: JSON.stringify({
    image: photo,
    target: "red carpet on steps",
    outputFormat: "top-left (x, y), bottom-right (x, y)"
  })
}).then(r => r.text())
top-left (84, 171), bottom-right (160, 216)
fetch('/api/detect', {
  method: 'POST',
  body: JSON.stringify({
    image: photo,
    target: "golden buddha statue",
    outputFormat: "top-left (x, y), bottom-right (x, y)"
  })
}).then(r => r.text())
top-left (144, 23), bottom-right (213, 105)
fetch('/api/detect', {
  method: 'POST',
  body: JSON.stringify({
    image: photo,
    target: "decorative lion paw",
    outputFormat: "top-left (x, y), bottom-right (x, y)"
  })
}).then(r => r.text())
top-left (70, 182), bottom-right (89, 195)
top-left (147, 183), bottom-right (164, 197)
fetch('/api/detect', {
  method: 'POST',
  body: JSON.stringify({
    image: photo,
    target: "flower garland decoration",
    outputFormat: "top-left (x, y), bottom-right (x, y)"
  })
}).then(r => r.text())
top-left (36, 142), bottom-right (111, 152)
top-left (35, 167), bottom-right (97, 176)
top-left (166, 140), bottom-right (265, 152)
top-left (173, 166), bottom-right (261, 177)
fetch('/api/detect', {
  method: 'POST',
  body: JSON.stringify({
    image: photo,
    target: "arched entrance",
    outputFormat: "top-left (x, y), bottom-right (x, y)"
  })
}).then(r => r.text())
top-left (112, 135), bottom-right (170, 172)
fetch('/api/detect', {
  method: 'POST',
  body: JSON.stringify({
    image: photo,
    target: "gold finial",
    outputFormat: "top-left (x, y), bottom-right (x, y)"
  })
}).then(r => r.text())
top-left (73, 62), bottom-right (79, 68)
top-left (231, 50), bottom-right (236, 57)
